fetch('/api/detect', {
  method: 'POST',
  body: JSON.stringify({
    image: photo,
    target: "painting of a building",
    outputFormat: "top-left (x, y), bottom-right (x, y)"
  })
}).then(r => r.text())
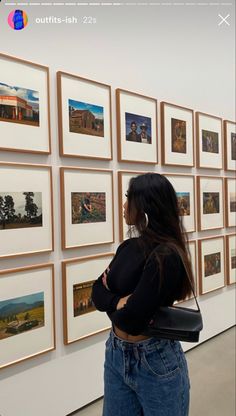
top-left (69, 99), bottom-right (104, 137)
top-left (0, 82), bottom-right (39, 126)
top-left (70, 109), bottom-right (95, 129)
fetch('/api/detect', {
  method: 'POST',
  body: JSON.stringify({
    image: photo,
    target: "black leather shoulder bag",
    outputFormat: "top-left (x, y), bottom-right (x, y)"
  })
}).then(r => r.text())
top-left (142, 251), bottom-right (203, 343)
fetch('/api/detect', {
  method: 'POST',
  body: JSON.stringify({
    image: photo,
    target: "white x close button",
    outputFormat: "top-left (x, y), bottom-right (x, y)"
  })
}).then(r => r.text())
top-left (218, 14), bottom-right (230, 26)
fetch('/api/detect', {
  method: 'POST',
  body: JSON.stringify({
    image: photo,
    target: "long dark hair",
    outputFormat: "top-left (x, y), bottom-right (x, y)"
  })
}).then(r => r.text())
top-left (127, 172), bottom-right (194, 300)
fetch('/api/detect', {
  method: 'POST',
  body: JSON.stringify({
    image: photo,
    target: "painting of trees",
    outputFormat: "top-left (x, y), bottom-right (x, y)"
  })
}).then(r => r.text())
top-left (0, 192), bottom-right (42, 230)
top-left (23, 192), bottom-right (39, 219)
top-left (0, 195), bottom-right (15, 229)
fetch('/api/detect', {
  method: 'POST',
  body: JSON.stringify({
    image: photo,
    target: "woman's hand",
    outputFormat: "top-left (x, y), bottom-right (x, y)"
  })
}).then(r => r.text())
top-left (102, 267), bottom-right (110, 290)
top-left (116, 295), bottom-right (131, 310)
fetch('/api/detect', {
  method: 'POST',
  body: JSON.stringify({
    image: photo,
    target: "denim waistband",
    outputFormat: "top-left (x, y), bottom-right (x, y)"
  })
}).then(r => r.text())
top-left (110, 329), bottom-right (171, 352)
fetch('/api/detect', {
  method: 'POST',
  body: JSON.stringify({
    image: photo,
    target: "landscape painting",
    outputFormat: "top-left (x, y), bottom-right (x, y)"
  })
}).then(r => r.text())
top-left (73, 280), bottom-right (96, 317)
top-left (204, 252), bottom-right (221, 277)
top-left (203, 192), bottom-right (220, 214)
top-left (0, 292), bottom-right (44, 340)
top-left (68, 99), bottom-right (104, 137)
top-left (202, 129), bottom-right (219, 153)
top-left (0, 82), bottom-right (39, 126)
top-left (0, 192), bottom-right (42, 230)
top-left (71, 192), bottom-right (106, 224)
top-left (125, 112), bottom-right (152, 144)
top-left (176, 192), bottom-right (190, 216)
top-left (171, 118), bottom-right (186, 153)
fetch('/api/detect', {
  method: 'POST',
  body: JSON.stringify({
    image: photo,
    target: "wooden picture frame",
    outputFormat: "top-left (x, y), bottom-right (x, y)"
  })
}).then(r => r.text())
top-left (224, 120), bottom-right (236, 171)
top-left (165, 173), bottom-right (196, 233)
top-left (116, 88), bottom-right (158, 164)
top-left (225, 234), bottom-right (236, 285)
top-left (161, 102), bottom-right (194, 167)
top-left (198, 236), bottom-right (225, 295)
top-left (225, 178), bottom-right (236, 227)
top-left (57, 71), bottom-right (112, 160)
top-left (0, 263), bottom-right (55, 370)
top-left (0, 53), bottom-right (51, 154)
top-left (60, 167), bottom-right (114, 249)
top-left (197, 176), bottom-right (224, 231)
top-left (196, 112), bottom-right (223, 169)
top-left (0, 162), bottom-right (54, 259)
top-left (62, 253), bottom-right (113, 344)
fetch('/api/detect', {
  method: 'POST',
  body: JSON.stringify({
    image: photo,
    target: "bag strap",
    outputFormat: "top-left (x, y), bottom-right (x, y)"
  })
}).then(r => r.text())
top-left (147, 245), bottom-right (201, 312)
top-left (177, 250), bottom-right (201, 312)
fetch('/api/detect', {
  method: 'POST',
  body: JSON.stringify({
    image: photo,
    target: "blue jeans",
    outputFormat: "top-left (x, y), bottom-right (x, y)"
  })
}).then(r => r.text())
top-left (103, 330), bottom-right (190, 416)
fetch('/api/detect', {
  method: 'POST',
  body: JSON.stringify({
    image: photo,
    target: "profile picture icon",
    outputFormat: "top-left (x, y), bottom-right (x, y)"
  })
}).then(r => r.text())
top-left (8, 10), bottom-right (28, 30)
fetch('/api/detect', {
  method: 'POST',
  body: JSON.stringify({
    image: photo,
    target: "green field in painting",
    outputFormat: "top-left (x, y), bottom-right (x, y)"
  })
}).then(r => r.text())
top-left (0, 306), bottom-right (44, 339)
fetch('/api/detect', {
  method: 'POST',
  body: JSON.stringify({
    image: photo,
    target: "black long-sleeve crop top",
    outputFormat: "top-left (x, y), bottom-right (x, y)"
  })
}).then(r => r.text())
top-left (92, 237), bottom-right (186, 335)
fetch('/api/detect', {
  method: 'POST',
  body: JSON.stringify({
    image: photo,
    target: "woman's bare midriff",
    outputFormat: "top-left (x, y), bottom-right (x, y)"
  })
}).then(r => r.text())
top-left (113, 325), bottom-right (151, 342)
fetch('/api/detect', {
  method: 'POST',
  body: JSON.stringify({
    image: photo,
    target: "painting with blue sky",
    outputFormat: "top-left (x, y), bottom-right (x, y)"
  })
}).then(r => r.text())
top-left (0, 291), bottom-right (45, 340)
top-left (69, 99), bottom-right (104, 137)
top-left (0, 82), bottom-right (39, 126)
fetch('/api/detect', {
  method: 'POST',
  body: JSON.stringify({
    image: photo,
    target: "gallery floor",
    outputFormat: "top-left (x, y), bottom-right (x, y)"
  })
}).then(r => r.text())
top-left (71, 326), bottom-right (235, 416)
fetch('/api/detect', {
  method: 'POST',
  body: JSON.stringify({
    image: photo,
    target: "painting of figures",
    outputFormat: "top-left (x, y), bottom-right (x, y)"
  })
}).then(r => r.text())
top-left (176, 192), bottom-right (190, 216)
top-left (204, 252), bottom-right (221, 277)
top-left (0, 82), bottom-right (39, 126)
top-left (0, 192), bottom-right (42, 230)
top-left (202, 129), bottom-right (219, 154)
top-left (125, 112), bottom-right (152, 144)
top-left (0, 292), bottom-right (44, 341)
top-left (68, 99), bottom-right (104, 137)
top-left (73, 280), bottom-right (96, 317)
top-left (171, 118), bottom-right (186, 153)
top-left (203, 192), bottom-right (220, 214)
top-left (71, 192), bottom-right (106, 224)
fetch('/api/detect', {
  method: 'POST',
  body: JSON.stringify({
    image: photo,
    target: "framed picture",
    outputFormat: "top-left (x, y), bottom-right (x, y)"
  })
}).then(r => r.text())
top-left (118, 170), bottom-right (146, 241)
top-left (0, 263), bottom-right (55, 370)
top-left (116, 88), bottom-right (158, 164)
top-left (197, 176), bottom-right (224, 231)
top-left (225, 178), bottom-right (236, 227)
top-left (198, 236), bottom-right (225, 295)
top-left (62, 253), bottom-right (113, 344)
top-left (0, 162), bottom-right (54, 259)
top-left (61, 167), bottom-right (114, 249)
top-left (165, 174), bottom-right (196, 233)
top-left (161, 102), bottom-right (194, 167)
top-left (57, 71), bottom-right (112, 159)
top-left (224, 120), bottom-right (236, 171)
top-left (196, 112), bottom-right (223, 169)
top-left (225, 234), bottom-right (236, 285)
top-left (0, 53), bottom-right (51, 154)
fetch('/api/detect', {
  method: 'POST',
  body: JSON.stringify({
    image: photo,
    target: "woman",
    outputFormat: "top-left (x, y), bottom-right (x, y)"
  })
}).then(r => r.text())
top-left (92, 173), bottom-right (193, 416)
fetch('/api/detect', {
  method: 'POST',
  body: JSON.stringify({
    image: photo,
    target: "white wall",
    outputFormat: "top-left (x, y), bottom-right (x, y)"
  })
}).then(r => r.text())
top-left (0, 1), bottom-right (235, 415)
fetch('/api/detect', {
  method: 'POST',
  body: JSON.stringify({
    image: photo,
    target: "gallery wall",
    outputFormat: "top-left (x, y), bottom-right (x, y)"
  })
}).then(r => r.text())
top-left (0, 2), bottom-right (235, 415)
